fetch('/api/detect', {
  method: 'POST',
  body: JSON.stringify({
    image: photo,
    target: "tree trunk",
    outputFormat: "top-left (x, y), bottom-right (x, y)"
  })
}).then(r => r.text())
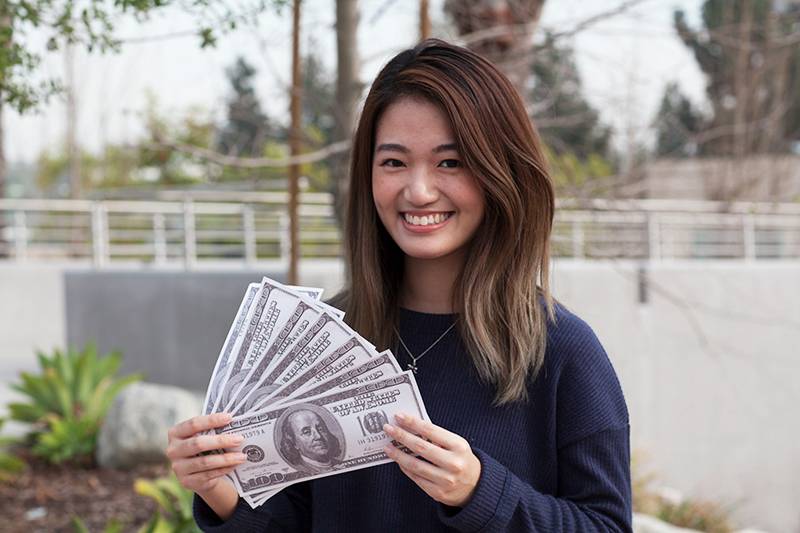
top-left (288, 0), bottom-right (303, 284)
top-left (333, 0), bottom-right (360, 229)
top-left (443, 0), bottom-right (546, 94)
top-left (420, 0), bottom-right (431, 41)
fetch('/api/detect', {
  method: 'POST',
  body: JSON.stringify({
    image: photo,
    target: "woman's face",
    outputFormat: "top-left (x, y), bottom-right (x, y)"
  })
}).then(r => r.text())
top-left (372, 97), bottom-right (485, 262)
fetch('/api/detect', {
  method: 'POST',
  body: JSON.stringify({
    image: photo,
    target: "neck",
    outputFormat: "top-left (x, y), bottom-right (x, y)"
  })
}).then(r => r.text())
top-left (401, 251), bottom-right (465, 314)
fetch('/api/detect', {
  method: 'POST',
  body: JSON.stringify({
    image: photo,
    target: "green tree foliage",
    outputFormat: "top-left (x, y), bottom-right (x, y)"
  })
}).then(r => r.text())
top-left (530, 35), bottom-right (615, 195)
top-left (216, 57), bottom-right (274, 157)
top-left (1, 1), bottom-right (291, 113)
top-left (531, 35), bottom-right (612, 159)
top-left (653, 82), bottom-right (705, 157)
top-left (34, 95), bottom-right (217, 192)
top-left (8, 344), bottom-right (141, 464)
top-left (675, 0), bottom-right (800, 155)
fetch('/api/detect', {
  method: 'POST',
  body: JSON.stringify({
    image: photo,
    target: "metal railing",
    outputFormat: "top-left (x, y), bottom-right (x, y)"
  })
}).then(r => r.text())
top-left (1, 195), bottom-right (798, 266)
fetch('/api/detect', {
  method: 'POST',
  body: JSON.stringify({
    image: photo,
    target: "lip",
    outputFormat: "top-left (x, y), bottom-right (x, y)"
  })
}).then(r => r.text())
top-left (399, 212), bottom-right (453, 233)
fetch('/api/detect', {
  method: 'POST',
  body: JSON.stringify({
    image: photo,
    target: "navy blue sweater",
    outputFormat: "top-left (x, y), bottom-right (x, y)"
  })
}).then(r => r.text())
top-left (194, 304), bottom-right (632, 532)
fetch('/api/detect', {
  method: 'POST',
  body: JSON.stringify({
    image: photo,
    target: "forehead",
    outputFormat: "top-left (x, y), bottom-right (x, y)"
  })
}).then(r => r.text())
top-left (289, 410), bottom-right (320, 427)
top-left (374, 97), bottom-right (455, 148)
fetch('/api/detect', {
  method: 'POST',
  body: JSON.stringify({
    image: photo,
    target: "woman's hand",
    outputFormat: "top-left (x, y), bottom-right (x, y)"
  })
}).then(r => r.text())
top-left (166, 412), bottom-right (246, 497)
top-left (383, 412), bottom-right (481, 507)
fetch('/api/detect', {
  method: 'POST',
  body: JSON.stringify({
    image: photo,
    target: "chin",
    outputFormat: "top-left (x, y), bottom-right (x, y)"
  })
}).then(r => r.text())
top-left (397, 243), bottom-right (460, 261)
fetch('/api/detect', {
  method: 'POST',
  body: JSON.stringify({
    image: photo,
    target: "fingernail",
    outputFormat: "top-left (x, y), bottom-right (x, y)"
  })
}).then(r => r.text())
top-left (383, 445), bottom-right (394, 457)
top-left (383, 424), bottom-right (394, 433)
top-left (236, 453), bottom-right (247, 461)
top-left (395, 412), bottom-right (408, 422)
top-left (231, 435), bottom-right (244, 443)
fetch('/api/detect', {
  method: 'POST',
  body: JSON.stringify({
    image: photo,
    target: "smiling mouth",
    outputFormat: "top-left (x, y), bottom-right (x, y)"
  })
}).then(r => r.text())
top-left (402, 212), bottom-right (453, 227)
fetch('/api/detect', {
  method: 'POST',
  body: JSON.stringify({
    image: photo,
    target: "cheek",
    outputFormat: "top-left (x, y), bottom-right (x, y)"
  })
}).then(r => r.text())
top-left (371, 174), bottom-right (397, 213)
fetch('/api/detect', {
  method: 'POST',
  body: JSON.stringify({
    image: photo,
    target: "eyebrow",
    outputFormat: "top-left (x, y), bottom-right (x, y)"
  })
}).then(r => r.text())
top-left (375, 142), bottom-right (458, 154)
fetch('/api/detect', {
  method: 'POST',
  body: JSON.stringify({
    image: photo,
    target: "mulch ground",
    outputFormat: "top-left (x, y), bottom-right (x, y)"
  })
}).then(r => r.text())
top-left (0, 451), bottom-right (169, 533)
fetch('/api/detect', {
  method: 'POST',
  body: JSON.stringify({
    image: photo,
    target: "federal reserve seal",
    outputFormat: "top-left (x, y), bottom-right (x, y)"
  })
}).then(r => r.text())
top-left (242, 444), bottom-right (265, 463)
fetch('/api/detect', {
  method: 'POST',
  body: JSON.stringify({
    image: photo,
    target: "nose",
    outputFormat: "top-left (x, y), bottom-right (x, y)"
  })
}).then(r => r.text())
top-left (404, 166), bottom-right (438, 206)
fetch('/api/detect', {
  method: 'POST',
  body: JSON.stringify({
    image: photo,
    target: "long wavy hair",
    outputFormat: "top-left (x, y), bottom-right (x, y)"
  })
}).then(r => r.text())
top-left (337, 39), bottom-right (555, 404)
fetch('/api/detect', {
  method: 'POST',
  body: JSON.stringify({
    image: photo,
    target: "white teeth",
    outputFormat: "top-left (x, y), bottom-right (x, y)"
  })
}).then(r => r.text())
top-left (404, 213), bottom-right (450, 226)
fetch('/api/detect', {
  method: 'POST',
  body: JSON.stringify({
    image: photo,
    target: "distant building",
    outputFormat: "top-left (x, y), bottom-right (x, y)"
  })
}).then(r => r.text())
top-left (640, 156), bottom-right (800, 203)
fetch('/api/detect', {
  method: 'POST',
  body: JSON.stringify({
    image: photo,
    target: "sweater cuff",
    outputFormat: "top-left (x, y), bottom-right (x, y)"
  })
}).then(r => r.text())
top-left (193, 493), bottom-right (265, 532)
top-left (437, 447), bottom-right (515, 532)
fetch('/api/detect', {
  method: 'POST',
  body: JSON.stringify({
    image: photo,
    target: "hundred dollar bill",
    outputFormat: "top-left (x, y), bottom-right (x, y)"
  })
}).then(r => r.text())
top-left (241, 336), bottom-right (383, 413)
top-left (285, 285), bottom-right (324, 301)
top-left (258, 312), bottom-right (370, 393)
top-left (220, 371), bottom-right (427, 497)
top-left (202, 283), bottom-right (260, 415)
top-left (251, 336), bottom-right (394, 411)
top-left (278, 351), bottom-right (403, 406)
top-left (229, 313), bottom-right (374, 417)
top-left (215, 279), bottom-right (305, 413)
top-left (229, 298), bottom-right (327, 416)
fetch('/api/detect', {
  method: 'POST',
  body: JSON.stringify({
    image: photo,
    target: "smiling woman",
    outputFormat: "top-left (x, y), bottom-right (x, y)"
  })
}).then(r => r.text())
top-left (187, 39), bottom-right (631, 533)
top-left (371, 97), bottom-right (485, 267)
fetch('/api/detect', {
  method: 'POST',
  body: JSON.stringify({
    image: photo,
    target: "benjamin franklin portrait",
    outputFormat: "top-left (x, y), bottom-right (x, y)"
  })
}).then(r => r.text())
top-left (276, 404), bottom-right (345, 474)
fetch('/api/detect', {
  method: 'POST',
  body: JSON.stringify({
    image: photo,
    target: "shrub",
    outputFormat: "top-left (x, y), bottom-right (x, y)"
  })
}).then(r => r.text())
top-left (135, 473), bottom-right (201, 533)
top-left (657, 501), bottom-right (733, 533)
top-left (71, 516), bottom-right (123, 533)
top-left (0, 418), bottom-right (25, 482)
top-left (632, 451), bottom-right (734, 533)
top-left (8, 344), bottom-right (141, 464)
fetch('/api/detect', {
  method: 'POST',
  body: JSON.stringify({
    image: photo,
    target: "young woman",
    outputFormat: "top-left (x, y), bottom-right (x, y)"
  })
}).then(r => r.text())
top-left (167, 39), bottom-right (631, 532)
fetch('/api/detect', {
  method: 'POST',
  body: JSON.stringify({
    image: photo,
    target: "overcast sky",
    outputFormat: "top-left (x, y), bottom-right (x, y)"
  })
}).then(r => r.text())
top-left (4, 0), bottom-right (704, 164)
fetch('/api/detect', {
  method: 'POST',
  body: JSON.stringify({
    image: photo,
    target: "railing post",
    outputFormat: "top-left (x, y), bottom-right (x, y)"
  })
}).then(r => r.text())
top-left (571, 219), bottom-right (584, 259)
top-left (279, 212), bottom-right (290, 265)
top-left (91, 203), bottom-right (109, 267)
top-left (153, 213), bottom-right (167, 264)
top-left (183, 200), bottom-right (196, 269)
top-left (648, 213), bottom-right (662, 261)
top-left (743, 214), bottom-right (756, 261)
top-left (13, 211), bottom-right (27, 261)
top-left (243, 205), bottom-right (256, 265)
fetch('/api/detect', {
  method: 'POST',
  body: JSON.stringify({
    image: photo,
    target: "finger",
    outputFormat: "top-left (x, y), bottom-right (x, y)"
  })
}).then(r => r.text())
top-left (382, 423), bottom-right (452, 468)
top-left (169, 413), bottom-right (232, 440)
top-left (169, 433), bottom-right (244, 459)
top-left (183, 464), bottom-right (239, 488)
top-left (173, 451), bottom-right (247, 476)
top-left (384, 443), bottom-right (447, 484)
top-left (393, 413), bottom-right (466, 451)
top-left (397, 463), bottom-right (443, 502)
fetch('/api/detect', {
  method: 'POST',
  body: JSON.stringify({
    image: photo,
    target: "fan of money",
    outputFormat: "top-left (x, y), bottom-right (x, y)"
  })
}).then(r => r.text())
top-left (201, 277), bottom-right (428, 509)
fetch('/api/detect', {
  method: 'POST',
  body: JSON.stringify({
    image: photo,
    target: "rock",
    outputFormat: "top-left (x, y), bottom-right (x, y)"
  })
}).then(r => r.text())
top-left (97, 382), bottom-right (203, 469)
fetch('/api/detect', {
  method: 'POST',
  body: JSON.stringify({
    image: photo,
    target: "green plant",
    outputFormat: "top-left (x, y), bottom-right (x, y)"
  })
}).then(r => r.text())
top-left (657, 500), bottom-right (733, 533)
top-left (71, 516), bottom-right (124, 533)
top-left (0, 418), bottom-right (25, 482)
top-left (135, 473), bottom-right (201, 533)
top-left (8, 344), bottom-right (142, 464)
top-left (632, 451), bottom-right (734, 532)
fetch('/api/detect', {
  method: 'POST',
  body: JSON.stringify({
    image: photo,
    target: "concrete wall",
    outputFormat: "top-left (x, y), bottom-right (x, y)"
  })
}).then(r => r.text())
top-left (0, 260), bottom-right (797, 532)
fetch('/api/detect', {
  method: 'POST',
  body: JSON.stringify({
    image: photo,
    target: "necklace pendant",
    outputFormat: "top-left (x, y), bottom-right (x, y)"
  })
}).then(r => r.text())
top-left (407, 362), bottom-right (418, 374)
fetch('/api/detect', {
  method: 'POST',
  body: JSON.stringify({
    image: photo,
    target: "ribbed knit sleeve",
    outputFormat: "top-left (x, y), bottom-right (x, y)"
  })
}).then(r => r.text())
top-left (193, 482), bottom-right (312, 532)
top-left (438, 427), bottom-right (631, 532)
top-left (438, 306), bottom-right (632, 532)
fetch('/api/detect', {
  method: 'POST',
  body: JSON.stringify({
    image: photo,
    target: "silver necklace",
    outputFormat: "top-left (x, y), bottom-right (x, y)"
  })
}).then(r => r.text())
top-left (393, 321), bottom-right (457, 375)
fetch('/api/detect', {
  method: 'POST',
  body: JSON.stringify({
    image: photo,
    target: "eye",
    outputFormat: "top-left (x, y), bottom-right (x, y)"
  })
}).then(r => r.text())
top-left (379, 158), bottom-right (405, 168)
top-left (438, 159), bottom-right (461, 169)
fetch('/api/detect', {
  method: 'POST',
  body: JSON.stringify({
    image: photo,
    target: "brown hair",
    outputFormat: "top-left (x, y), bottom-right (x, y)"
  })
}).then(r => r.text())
top-left (338, 39), bottom-right (555, 404)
